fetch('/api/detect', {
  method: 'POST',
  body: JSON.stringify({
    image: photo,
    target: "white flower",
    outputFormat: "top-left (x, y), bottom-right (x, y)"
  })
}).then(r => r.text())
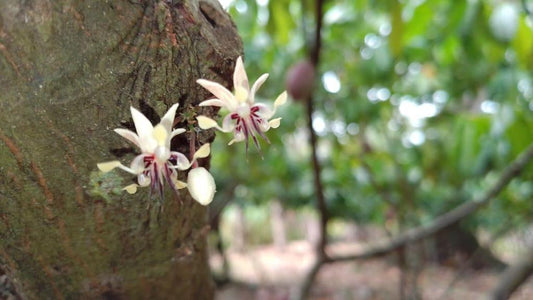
top-left (196, 56), bottom-right (287, 154)
top-left (97, 104), bottom-right (214, 205)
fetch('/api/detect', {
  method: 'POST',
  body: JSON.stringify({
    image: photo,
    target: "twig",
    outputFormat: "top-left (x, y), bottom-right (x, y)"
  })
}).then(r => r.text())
top-left (326, 142), bottom-right (533, 263)
top-left (490, 246), bottom-right (533, 300)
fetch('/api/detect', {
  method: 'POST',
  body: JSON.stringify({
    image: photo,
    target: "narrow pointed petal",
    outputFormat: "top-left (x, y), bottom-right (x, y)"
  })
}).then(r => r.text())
top-left (123, 184), bottom-right (139, 194)
top-left (193, 143), bottom-right (211, 159)
top-left (114, 129), bottom-right (141, 148)
top-left (199, 99), bottom-right (226, 107)
top-left (130, 106), bottom-right (154, 141)
top-left (269, 118), bottom-right (282, 129)
top-left (187, 167), bottom-right (216, 205)
top-left (233, 56), bottom-right (249, 92)
top-left (197, 116), bottom-right (219, 130)
top-left (197, 79), bottom-right (236, 110)
top-left (97, 161), bottom-right (123, 173)
top-left (160, 103), bottom-right (179, 133)
top-left (250, 73), bottom-right (269, 103)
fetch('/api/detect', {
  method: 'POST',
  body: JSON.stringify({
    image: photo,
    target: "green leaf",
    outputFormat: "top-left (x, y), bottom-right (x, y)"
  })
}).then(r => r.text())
top-left (267, 0), bottom-right (295, 45)
top-left (512, 16), bottom-right (533, 68)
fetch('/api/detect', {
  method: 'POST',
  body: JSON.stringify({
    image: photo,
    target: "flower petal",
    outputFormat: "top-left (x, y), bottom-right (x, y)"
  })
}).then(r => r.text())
top-left (114, 129), bottom-right (141, 149)
top-left (253, 103), bottom-right (274, 119)
top-left (228, 130), bottom-right (245, 145)
top-left (97, 161), bottom-right (123, 173)
top-left (269, 118), bottom-right (282, 129)
top-left (130, 106), bottom-right (154, 141)
top-left (199, 99), bottom-right (226, 107)
top-left (187, 167), bottom-right (216, 205)
top-left (123, 184), bottom-right (139, 194)
top-left (130, 154), bottom-right (147, 173)
top-left (221, 114), bottom-right (236, 132)
top-left (175, 180), bottom-right (187, 189)
top-left (233, 56), bottom-right (250, 92)
top-left (193, 143), bottom-right (211, 159)
top-left (170, 128), bottom-right (186, 139)
top-left (197, 116), bottom-right (219, 130)
top-left (160, 103), bottom-right (179, 133)
top-left (171, 151), bottom-right (191, 170)
top-left (153, 124), bottom-right (168, 146)
top-left (197, 79), bottom-right (236, 110)
top-left (137, 173), bottom-right (151, 187)
top-left (274, 91), bottom-right (288, 109)
top-left (250, 73), bottom-right (269, 103)
top-left (97, 160), bottom-right (138, 174)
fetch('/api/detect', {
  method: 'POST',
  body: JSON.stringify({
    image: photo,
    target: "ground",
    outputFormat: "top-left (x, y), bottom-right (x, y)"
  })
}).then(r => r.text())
top-left (212, 241), bottom-right (533, 300)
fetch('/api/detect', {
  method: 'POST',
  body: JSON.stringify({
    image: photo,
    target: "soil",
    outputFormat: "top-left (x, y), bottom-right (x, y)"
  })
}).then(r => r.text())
top-left (212, 241), bottom-right (533, 300)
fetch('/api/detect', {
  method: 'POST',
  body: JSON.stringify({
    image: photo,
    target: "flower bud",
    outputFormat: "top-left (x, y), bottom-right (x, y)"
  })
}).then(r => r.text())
top-left (285, 60), bottom-right (315, 101)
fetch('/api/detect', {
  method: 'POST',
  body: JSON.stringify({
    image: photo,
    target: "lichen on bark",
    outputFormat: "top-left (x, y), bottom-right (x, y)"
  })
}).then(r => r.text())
top-left (0, 0), bottom-right (242, 298)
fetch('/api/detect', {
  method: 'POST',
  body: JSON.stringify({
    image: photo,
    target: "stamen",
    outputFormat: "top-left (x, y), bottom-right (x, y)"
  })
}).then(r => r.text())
top-left (164, 164), bottom-right (177, 192)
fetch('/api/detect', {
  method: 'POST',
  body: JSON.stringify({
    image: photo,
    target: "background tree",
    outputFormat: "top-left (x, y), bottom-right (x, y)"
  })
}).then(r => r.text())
top-left (211, 0), bottom-right (533, 298)
top-left (0, 0), bottom-right (241, 298)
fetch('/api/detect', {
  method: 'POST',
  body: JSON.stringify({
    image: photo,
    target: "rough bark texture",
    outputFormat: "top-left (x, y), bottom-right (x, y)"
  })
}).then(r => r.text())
top-left (0, 0), bottom-right (242, 298)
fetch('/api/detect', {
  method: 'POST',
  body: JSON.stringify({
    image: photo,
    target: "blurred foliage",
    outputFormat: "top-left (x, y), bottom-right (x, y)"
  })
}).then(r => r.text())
top-left (211, 0), bottom-right (533, 233)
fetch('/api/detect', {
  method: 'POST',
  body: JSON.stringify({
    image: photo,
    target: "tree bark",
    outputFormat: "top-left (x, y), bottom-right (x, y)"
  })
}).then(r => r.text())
top-left (0, 0), bottom-right (241, 298)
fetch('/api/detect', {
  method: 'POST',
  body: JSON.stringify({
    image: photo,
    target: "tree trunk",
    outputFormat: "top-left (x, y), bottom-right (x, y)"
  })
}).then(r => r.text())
top-left (270, 199), bottom-right (286, 248)
top-left (0, 0), bottom-right (241, 298)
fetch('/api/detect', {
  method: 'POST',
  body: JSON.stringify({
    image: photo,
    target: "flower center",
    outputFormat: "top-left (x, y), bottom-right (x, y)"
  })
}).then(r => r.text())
top-left (237, 105), bottom-right (250, 118)
top-left (154, 145), bottom-right (170, 163)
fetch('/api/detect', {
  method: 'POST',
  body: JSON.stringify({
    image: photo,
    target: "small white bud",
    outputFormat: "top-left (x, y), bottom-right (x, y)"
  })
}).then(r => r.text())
top-left (187, 167), bottom-right (216, 205)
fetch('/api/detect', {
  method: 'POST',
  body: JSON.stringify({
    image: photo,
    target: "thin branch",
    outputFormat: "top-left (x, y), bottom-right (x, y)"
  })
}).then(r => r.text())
top-left (306, 99), bottom-right (328, 257)
top-left (490, 247), bottom-right (533, 300)
top-left (326, 142), bottom-right (533, 263)
top-left (310, 0), bottom-right (324, 66)
top-left (305, 0), bottom-right (327, 258)
top-left (296, 0), bottom-right (327, 299)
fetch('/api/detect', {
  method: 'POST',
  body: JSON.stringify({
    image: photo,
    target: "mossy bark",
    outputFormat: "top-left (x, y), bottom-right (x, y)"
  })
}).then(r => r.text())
top-left (0, 0), bottom-right (241, 298)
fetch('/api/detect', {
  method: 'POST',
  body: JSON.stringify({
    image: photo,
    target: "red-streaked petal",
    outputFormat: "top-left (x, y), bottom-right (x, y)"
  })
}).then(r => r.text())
top-left (171, 151), bottom-right (191, 170)
top-left (221, 114), bottom-right (237, 132)
top-left (252, 103), bottom-right (274, 119)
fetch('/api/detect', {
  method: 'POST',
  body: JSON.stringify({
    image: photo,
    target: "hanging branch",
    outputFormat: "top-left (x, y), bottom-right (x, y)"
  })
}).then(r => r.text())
top-left (306, 0), bottom-right (326, 257)
top-left (326, 142), bottom-right (533, 262)
top-left (295, 0), bottom-right (327, 299)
